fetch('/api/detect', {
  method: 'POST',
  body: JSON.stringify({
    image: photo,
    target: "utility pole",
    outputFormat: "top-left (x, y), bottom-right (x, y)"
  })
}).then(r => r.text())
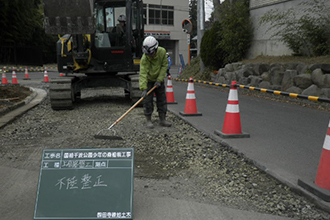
top-left (197, 0), bottom-right (205, 72)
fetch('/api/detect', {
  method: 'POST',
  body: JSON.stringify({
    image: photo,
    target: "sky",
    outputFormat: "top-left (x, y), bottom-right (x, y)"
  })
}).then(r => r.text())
top-left (205, 0), bottom-right (214, 20)
top-left (205, 0), bottom-right (224, 21)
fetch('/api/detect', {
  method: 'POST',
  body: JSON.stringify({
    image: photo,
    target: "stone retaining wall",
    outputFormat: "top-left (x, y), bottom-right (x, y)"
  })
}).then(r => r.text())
top-left (211, 63), bottom-right (330, 98)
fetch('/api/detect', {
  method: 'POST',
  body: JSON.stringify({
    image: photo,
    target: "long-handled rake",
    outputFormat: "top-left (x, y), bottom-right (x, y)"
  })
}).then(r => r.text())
top-left (94, 85), bottom-right (157, 140)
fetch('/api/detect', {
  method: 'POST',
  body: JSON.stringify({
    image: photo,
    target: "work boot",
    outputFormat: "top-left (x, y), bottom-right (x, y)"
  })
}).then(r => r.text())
top-left (146, 115), bottom-right (154, 129)
top-left (159, 113), bottom-right (172, 127)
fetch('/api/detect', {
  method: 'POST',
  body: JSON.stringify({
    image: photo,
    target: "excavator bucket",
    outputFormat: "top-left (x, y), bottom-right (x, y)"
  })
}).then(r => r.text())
top-left (43, 0), bottom-right (95, 34)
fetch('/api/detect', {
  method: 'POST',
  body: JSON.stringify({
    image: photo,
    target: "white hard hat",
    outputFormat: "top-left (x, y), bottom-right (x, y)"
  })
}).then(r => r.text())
top-left (118, 14), bottom-right (126, 22)
top-left (142, 36), bottom-right (159, 55)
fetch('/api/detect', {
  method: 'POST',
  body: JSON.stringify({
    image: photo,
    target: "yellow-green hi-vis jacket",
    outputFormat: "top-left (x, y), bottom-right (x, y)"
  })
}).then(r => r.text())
top-left (139, 46), bottom-right (169, 91)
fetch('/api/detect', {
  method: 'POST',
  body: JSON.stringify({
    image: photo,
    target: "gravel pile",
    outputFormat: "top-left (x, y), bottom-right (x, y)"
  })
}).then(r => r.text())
top-left (0, 84), bottom-right (330, 219)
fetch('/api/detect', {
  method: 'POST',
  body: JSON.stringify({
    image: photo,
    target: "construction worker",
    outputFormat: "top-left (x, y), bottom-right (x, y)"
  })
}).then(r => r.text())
top-left (112, 14), bottom-right (126, 46)
top-left (112, 14), bottom-right (126, 34)
top-left (139, 36), bottom-right (172, 129)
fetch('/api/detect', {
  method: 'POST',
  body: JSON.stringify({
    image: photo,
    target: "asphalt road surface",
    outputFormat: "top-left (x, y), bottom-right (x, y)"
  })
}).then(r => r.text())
top-left (168, 77), bottom-right (330, 209)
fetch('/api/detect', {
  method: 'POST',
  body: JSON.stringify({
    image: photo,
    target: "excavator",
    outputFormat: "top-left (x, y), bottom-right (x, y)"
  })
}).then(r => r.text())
top-left (43, 0), bottom-right (144, 110)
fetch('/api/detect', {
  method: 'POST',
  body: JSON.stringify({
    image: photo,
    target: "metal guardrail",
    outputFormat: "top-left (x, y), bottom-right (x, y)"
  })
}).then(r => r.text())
top-left (174, 78), bottom-right (330, 104)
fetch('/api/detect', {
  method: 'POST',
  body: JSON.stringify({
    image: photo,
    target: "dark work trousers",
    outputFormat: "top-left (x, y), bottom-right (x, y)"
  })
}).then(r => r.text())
top-left (143, 81), bottom-right (167, 116)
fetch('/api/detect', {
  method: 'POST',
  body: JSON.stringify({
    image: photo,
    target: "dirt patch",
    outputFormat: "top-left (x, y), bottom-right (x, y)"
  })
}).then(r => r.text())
top-left (0, 85), bottom-right (32, 111)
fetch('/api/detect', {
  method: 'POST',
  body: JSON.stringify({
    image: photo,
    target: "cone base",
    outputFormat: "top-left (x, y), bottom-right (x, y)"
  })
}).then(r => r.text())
top-left (179, 111), bottom-right (202, 116)
top-left (298, 178), bottom-right (330, 202)
top-left (23, 78), bottom-right (31, 80)
top-left (167, 101), bottom-right (178, 104)
top-left (214, 130), bottom-right (250, 139)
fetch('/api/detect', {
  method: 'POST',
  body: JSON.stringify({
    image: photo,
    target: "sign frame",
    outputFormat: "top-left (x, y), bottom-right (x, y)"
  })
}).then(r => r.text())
top-left (34, 148), bottom-right (134, 220)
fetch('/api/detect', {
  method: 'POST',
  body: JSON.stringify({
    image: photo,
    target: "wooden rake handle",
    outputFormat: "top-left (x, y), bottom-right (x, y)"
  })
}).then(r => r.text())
top-left (107, 85), bottom-right (158, 129)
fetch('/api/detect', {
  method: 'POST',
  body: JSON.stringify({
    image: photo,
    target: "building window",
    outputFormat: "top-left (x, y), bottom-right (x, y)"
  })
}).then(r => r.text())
top-left (148, 4), bottom-right (174, 25)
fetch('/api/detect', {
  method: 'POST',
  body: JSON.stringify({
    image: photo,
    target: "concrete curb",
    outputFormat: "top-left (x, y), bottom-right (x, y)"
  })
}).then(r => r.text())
top-left (0, 87), bottom-right (47, 128)
top-left (0, 88), bottom-right (37, 117)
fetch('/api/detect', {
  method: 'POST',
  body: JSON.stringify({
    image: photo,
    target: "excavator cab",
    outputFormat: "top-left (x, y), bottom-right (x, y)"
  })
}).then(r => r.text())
top-left (44, 0), bottom-right (144, 73)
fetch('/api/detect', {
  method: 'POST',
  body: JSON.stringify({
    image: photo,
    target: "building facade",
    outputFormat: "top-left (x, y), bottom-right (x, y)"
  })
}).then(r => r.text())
top-left (248, 0), bottom-right (330, 59)
top-left (143, 0), bottom-right (189, 65)
top-left (248, 0), bottom-right (300, 58)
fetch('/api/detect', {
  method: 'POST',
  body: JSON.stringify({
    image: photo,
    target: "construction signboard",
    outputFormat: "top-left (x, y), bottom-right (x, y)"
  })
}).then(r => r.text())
top-left (34, 148), bottom-right (134, 220)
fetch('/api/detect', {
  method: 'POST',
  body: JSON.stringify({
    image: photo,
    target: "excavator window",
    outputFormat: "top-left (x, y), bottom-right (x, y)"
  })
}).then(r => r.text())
top-left (94, 4), bottom-right (127, 48)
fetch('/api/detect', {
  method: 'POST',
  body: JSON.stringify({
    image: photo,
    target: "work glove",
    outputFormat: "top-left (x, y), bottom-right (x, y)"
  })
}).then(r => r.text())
top-left (141, 89), bottom-right (148, 98)
top-left (154, 81), bottom-right (161, 88)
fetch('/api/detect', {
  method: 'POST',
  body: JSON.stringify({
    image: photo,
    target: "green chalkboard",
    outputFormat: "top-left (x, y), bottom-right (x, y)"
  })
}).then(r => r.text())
top-left (34, 148), bottom-right (134, 220)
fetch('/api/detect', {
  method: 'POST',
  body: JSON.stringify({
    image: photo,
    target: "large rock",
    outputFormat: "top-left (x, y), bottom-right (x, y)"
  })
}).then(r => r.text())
top-left (311, 68), bottom-right (324, 87)
top-left (238, 77), bottom-right (250, 85)
top-left (271, 85), bottom-right (282, 90)
top-left (321, 88), bottom-right (330, 98)
top-left (270, 63), bottom-right (284, 69)
top-left (284, 63), bottom-right (298, 70)
top-left (302, 84), bottom-right (321, 97)
top-left (311, 68), bottom-right (330, 88)
top-left (215, 76), bottom-right (226, 84)
top-left (309, 64), bottom-right (322, 72)
top-left (259, 81), bottom-right (271, 89)
top-left (296, 63), bottom-right (308, 75)
top-left (321, 75), bottom-right (330, 88)
top-left (286, 86), bottom-right (302, 94)
top-left (253, 63), bottom-right (270, 76)
top-left (238, 67), bottom-right (254, 78)
top-left (241, 64), bottom-right (255, 77)
top-left (270, 68), bottom-right (284, 86)
top-left (225, 72), bottom-right (237, 83)
top-left (249, 75), bottom-right (262, 87)
top-left (261, 72), bottom-right (271, 82)
top-left (294, 74), bottom-right (312, 89)
top-left (282, 70), bottom-right (298, 91)
top-left (308, 64), bottom-right (330, 74)
top-left (232, 62), bottom-right (243, 71)
top-left (218, 68), bottom-right (226, 77)
top-left (321, 64), bottom-right (330, 73)
top-left (225, 63), bottom-right (234, 72)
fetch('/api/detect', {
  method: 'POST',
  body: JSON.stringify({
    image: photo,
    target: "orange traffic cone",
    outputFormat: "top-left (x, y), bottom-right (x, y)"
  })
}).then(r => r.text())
top-left (166, 75), bottom-right (177, 104)
top-left (24, 67), bottom-right (31, 80)
top-left (43, 68), bottom-right (49, 82)
top-left (12, 68), bottom-right (18, 84)
top-left (298, 120), bottom-right (330, 202)
top-left (59, 72), bottom-right (64, 77)
top-left (315, 120), bottom-right (330, 190)
top-left (179, 77), bottom-right (202, 116)
top-left (2, 71), bottom-right (8, 85)
top-left (214, 81), bottom-right (249, 138)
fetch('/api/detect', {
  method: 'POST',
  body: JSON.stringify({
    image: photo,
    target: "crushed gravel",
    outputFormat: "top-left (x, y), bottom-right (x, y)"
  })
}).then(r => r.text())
top-left (0, 84), bottom-right (330, 220)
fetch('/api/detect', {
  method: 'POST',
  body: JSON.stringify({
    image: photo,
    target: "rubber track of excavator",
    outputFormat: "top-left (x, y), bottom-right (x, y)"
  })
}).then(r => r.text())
top-left (129, 75), bottom-right (142, 105)
top-left (49, 77), bottom-right (75, 110)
